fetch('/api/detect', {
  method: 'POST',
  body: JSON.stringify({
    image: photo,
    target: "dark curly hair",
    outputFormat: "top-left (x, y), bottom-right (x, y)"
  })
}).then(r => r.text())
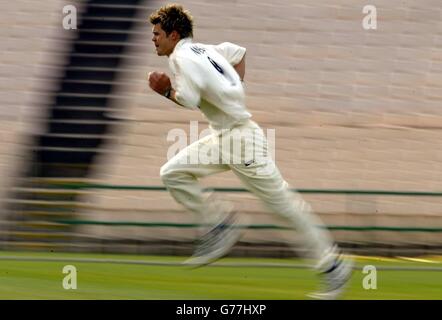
top-left (149, 4), bottom-right (194, 39)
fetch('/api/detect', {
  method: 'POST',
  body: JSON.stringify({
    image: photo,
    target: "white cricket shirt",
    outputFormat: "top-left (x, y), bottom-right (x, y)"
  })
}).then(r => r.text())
top-left (168, 38), bottom-right (252, 132)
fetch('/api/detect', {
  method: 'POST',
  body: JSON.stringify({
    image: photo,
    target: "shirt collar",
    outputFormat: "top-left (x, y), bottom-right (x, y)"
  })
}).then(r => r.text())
top-left (169, 37), bottom-right (192, 59)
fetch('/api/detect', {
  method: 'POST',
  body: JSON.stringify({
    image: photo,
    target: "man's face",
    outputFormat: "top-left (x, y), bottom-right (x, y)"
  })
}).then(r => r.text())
top-left (151, 24), bottom-right (177, 57)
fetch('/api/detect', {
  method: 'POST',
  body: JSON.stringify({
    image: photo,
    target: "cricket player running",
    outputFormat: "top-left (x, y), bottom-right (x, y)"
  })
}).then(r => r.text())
top-left (147, 4), bottom-right (353, 299)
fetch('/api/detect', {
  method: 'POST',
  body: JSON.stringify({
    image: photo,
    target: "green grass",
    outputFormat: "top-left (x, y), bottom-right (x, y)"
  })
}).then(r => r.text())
top-left (0, 251), bottom-right (441, 299)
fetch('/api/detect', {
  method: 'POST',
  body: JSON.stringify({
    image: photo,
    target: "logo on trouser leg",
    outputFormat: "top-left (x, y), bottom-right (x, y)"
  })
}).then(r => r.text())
top-left (244, 159), bottom-right (255, 167)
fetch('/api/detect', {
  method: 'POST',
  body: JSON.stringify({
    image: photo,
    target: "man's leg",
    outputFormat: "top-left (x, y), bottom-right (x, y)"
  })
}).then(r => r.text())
top-left (230, 152), bottom-right (336, 270)
top-left (160, 134), bottom-right (229, 224)
top-left (160, 134), bottom-right (244, 265)
top-left (226, 121), bottom-right (353, 299)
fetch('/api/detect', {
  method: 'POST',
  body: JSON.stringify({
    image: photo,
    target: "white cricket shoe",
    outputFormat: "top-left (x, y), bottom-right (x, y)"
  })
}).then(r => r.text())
top-left (308, 254), bottom-right (354, 300)
top-left (183, 212), bottom-right (246, 267)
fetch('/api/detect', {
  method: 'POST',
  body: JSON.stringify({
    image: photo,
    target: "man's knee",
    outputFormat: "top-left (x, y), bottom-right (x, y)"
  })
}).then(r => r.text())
top-left (160, 162), bottom-right (187, 186)
top-left (160, 163), bottom-right (175, 184)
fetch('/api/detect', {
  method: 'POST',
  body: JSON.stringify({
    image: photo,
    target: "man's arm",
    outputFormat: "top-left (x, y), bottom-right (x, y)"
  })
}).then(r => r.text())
top-left (163, 87), bottom-right (182, 106)
top-left (148, 71), bottom-right (199, 108)
top-left (212, 42), bottom-right (246, 81)
top-left (233, 53), bottom-right (246, 81)
top-left (148, 71), bottom-right (184, 107)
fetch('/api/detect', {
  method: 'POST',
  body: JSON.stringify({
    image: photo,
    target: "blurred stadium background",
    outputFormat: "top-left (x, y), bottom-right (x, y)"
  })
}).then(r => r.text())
top-left (1, 0), bottom-right (442, 261)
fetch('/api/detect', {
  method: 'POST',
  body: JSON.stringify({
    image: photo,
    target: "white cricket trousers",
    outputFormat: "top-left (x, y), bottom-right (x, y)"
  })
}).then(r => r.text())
top-left (160, 119), bottom-right (336, 271)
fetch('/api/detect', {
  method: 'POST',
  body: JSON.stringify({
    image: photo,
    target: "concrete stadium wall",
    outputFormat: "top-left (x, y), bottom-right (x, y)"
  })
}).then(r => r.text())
top-left (1, 0), bottom-right (442, 251)
top-left (92, 0), bottom-right (442, 248)
top-left (0, 0), bottom-right (83, 216)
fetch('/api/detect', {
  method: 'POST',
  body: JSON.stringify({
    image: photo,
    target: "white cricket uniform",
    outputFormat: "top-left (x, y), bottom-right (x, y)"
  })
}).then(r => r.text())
top-left (160, 38), bottom-right (335, 270)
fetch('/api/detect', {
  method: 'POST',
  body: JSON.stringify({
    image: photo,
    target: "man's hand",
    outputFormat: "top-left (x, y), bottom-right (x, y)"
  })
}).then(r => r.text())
top-left (148, 71), bottom-right (172, 96)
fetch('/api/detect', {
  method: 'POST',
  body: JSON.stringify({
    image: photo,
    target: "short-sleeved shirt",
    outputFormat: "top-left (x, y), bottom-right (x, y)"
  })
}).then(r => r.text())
top-left (168, 38), bottom-right (251, 132)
